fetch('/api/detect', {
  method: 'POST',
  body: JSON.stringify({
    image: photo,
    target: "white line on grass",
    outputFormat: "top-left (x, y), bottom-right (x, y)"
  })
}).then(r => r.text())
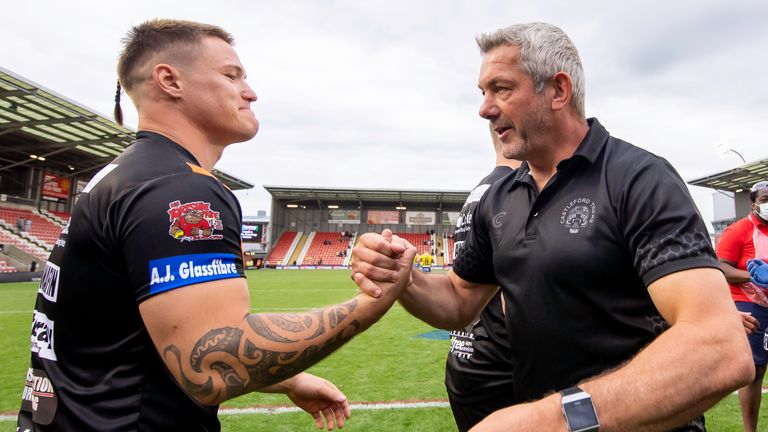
top-left (218, 401), bottom-right (449, 416)
top-left (0, 401), bottom-right (450, 421)
top-left (256, 289), bottom-right (356, 292)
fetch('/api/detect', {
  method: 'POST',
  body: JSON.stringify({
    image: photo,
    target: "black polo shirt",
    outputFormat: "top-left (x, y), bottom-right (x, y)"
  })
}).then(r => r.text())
top-left (453, 118), bottom-right (718, 403)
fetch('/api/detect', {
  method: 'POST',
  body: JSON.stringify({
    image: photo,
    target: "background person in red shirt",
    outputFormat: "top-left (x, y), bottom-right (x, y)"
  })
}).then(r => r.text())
top-left (716, 180), bottom-right (768, 432)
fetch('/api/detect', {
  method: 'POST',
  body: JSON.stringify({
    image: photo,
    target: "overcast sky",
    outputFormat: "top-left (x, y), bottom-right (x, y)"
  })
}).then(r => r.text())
top-left (2, 0), bottom-right (767, 229)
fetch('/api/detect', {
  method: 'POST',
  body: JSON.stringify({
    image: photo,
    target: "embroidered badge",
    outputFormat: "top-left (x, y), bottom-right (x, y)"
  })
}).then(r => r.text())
top-left (560, 197), bottom-right (596, 234)
top-left (167, 200), bottom-right (224, 241)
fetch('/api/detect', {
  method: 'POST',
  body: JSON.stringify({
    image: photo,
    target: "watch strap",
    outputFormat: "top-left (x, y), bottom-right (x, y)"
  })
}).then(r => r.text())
top-left (560, 386), bottom-right (584, 396)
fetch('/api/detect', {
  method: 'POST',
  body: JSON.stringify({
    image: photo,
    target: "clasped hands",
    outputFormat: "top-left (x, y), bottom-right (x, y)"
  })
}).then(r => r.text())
top-left (350, 229), bottom-right (417, 299)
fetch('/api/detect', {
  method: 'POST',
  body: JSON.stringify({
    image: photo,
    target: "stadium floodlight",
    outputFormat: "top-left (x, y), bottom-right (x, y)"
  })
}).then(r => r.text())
top-left (286, 204), bottom-right (298, 208)
top-left (715, 139), bottom-right (746, 163)
top-left (395, 205), bottom-right (407, 210)
top-left (328, 205), bottom-right (339, 209)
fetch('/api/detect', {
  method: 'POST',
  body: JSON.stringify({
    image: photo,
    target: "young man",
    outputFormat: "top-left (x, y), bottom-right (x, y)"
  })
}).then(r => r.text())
top-left (351, 22), bottom-right (752, 431)
top-left (445, 124), bottom-right (519, 431)
top-left (18, 19), bottom-right (414, 431)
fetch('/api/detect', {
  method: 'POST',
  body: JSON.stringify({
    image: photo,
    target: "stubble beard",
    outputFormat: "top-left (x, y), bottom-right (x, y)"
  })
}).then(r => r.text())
top-left (501, 100), bottom-right (551, 161)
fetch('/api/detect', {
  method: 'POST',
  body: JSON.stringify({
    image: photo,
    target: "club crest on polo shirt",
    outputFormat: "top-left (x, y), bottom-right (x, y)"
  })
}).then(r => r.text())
top-left (167, 200), bottom-right (224, 241)
top-left (560, 197), bottom-right (596, 234)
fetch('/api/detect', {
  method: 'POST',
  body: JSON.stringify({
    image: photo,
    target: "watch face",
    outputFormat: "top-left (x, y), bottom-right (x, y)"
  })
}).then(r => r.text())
top-left (564, 398), bottom-right (599, 431)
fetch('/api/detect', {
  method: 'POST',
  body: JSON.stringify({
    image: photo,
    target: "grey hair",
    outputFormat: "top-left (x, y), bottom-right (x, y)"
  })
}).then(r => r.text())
top-left (476, 23), bottom-right (585, 118)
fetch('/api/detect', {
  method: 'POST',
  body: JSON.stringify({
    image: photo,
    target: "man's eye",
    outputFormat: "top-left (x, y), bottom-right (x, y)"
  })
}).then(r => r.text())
top-left (224, 74), bottom-right (237, 80)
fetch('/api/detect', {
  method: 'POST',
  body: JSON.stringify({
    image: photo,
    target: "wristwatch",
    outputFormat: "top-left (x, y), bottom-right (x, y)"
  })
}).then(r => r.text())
top-left (560, 386), bottom-right (600, 432)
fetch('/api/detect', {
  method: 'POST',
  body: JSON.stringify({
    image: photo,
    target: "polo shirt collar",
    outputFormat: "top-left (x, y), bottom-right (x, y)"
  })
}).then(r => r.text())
top-left (510, 117), bottom-right (609, 186)
top-left (137, 130), bottom-right (203, 167)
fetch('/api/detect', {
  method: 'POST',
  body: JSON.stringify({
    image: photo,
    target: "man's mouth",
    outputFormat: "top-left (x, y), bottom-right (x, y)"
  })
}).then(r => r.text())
top-left (494, 126), bottom-right (513, 137)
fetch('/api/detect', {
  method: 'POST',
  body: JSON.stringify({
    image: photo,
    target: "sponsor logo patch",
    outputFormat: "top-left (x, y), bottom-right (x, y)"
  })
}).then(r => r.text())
top-left (492, 212), bottom-right (506, 228)
top-left (20, 367), bottom-right (58, 425)
top-left (448, 330), bottom-right (475, 360)
top-left (560, 197), bottom-right (596, 234)
top-left (167, 200), bottom-right (224, 241)
top-left (149, 253), bottom-right (240, 295)
top-left (38, 262), bottom-right (60, 302)
top-left (31, 310), bottom-right (56, 361)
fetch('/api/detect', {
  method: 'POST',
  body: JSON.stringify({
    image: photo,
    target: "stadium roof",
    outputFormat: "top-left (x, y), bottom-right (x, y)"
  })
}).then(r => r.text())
top-left (0, 66), bottom-right (253, 190)
top-left (688, 158), bottom-right (768, 192)
top-left (264, 185), bottom-right (470, 208)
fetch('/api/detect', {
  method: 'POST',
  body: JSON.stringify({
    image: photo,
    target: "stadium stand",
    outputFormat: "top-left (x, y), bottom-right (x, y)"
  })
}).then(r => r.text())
top-left (0, 259), bottom-right (17, 273)
top-left (266, 231), bottom-right (300, 266)
top-left (300, 232), bottom-right (352, 266)
top-left (0, 206), bottom-right (64, 248)
top-left (0, 229), bottom-right (48, 262)
top-left (443, 235), bottom-right (455, 265)
top-left (41, 209), bottom-right (70, 227)
top-left (394, 233), bottom-right (432, 255)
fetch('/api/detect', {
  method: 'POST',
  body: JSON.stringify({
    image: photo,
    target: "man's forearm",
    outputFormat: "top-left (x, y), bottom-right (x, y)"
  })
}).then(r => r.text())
top-left (579, 318), bottom-right (751, 431)
top-left (163, 294), bottom-right (393, 405)
top-left (398, 271), bottom-right (494, 329)
top-left (476, 314), bottom-right (752, 431)
top-left (720, 261), bottom-right (751, 283)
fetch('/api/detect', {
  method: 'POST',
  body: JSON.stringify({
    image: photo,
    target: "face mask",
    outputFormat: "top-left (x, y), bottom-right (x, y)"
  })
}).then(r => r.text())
top-left (757, 203), bottom-right (768, 219)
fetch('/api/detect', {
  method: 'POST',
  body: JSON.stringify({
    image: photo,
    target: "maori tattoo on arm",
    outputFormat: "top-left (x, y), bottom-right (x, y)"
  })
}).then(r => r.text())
top-left (164, 298), bottom-right (361, 404)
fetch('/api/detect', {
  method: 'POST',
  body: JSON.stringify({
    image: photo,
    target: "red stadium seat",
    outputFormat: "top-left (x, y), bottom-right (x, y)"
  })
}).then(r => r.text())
top-left (266, 231), bottom-right (299, 266)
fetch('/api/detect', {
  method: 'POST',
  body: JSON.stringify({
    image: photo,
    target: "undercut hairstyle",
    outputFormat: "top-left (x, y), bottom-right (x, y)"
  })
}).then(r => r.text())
top-left (113, 19), bottom-right (234, 124)
top-left (117, 19), bottom-right (234, 92)
top-left (476, 22), bottom-right (586, 118)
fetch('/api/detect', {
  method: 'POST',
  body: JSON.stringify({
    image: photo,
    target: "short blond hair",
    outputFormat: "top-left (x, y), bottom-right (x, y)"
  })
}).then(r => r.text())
top-left (117, 18), bottom-right (234, 92)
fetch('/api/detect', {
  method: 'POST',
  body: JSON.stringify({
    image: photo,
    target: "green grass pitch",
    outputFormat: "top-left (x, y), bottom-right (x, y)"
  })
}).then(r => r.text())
top-left (0, 270), bottom-right (764, 431)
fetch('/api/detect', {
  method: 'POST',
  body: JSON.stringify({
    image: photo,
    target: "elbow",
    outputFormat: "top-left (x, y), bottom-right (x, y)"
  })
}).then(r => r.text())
top-left (175, 375), bottom-right (229, 406)
top-left (730, 344), bottom-right (756, 389)
top-left (714, 332), bottom-right (755, 393)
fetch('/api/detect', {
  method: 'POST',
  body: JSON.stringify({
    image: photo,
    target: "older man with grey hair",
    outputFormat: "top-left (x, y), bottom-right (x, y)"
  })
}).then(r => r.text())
top-left (352, 22), bottom-right (753, 431)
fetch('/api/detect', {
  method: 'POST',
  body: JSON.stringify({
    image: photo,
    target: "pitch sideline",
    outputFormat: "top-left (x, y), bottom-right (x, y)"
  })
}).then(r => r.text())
top-left (0, 400), bottom-right (450, 421)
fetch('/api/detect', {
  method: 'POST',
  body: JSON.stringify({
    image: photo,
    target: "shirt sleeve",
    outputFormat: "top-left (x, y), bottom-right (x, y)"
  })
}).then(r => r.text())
top-left (114, 172), bottom-right (245, 303)
top-left (452, 189), bottom-right (498, 285)
top-left (619, 158), bottom-right (720, 286)
top-left (715, 220), bottom-right (746, 264)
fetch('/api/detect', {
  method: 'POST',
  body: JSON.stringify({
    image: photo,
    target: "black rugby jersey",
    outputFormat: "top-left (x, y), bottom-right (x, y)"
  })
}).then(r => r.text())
top-left (18, 131), bottom-right (245, 431)
top-left (445, 166), bottom-right (515, 406)
top-left (453, 118), bottom-right (719, 406)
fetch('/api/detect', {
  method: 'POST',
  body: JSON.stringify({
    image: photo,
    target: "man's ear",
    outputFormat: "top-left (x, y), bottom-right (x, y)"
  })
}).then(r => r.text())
top-left (550, 71), bottom-right (572, 112)
top-left (152, 63), bottom-right (183, 99)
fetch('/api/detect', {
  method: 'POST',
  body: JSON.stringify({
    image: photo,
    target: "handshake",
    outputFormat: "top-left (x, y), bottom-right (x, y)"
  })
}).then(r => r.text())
top-left (748, 258), bottom-right (768, 288)
top-left (351, 229), bottom-right (418, 299)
